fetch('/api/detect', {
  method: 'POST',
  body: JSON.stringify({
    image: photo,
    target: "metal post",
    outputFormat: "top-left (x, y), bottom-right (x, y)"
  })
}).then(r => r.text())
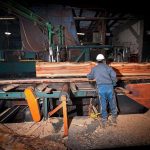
top-left (85, 48), bottom-right (90, 61)
top-left (46, 22), bottom-right (53, 46)
top-left (75, 50), bottom-right (85, 62)
top-left (57, 25), bottom-right (64, 45)
top-left (47, 23), bottom-right (54, 62)
top-left (56, 45), bottom-right (60, 62)
top-left (43, 98), bottom-right (48, 120)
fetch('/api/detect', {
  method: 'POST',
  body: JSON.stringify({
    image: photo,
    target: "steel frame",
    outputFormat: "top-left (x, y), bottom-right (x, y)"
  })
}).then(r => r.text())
top-left (0, 89), bottom-right (96, 120)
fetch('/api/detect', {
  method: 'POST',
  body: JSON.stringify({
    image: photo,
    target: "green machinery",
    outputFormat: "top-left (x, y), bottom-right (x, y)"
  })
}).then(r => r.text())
top-left (0, 0), bottom-right (64, 61)
top-left (0, 87), bottom-right (96, 121)
top-left (0, 0), bottom-right (65, 76)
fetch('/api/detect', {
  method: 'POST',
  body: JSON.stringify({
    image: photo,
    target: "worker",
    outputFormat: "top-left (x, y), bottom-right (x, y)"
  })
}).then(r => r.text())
top-left (87, 54), bottom-right (118, 128)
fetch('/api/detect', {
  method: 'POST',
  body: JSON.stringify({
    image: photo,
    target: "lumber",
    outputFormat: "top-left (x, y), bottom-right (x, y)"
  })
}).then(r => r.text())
top-left (70, 83), bottom-right (78, 92)
top-left (115, 87), bottom-right (130, 94)
top-left (36, 62), bottom-right (94, 77)
top-left (0, 76), bottom-right (150, 85)
top-left (43, 87), bottom-right (53, 93)
top-left (49, 103), bottom-right (63, 116)
top-left (36, 62), bottom-right (150, 77)
top-left (2, 84), bottom-right (19, 92)
top-left (36, 83), bottom-right (49, 92)
top-left (61, 83), bottom-right (70, 93)
top-left (109, 62), bottom-right (150, 76)
top-left (125, 83), bottom-right (150, 108)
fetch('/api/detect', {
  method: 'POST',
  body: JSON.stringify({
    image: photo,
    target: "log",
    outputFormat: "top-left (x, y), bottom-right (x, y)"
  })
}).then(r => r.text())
top-left (36, 62), bottom-right (150, 77)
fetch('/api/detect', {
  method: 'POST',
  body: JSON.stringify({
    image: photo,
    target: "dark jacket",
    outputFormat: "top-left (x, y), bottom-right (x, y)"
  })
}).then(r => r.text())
top-left (87, 63), bottom-right (117, 85)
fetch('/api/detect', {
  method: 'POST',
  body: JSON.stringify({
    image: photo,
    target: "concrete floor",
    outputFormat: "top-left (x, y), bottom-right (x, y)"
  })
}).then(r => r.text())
top-left (0, 110), bottom-right (150, 150)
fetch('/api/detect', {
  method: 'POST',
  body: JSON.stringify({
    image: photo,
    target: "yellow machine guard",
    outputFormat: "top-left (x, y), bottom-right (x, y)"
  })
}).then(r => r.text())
top-left (24, 87), bottom-right (41, 122)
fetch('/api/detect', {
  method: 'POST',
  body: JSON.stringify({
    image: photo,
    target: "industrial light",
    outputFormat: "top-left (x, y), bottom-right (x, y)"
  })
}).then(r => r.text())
top-left (106, 32), bottom-right (111, 36)
top-left (4, 31), bottom-right (11, 35)
top-left (77, 32), bottom-right (85, 35)
top-left (0, 17), bottom-right (15, 20)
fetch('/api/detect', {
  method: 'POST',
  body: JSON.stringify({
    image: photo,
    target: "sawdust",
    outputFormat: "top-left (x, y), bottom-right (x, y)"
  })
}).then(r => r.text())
top-left (67, 112), bottom-right (150, 150)
top-left (0, 121), bottom-right (66, 150)
top-left (0, 111), bottom-right (150, 150)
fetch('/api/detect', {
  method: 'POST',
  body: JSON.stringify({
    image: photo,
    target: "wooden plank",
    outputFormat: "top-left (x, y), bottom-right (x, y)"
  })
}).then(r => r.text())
top-left (62, 95), bottom-right (68, 137)
top-left (36, 83), bottom-right (49, 92)
top-left (36, 62), bottom-right (94, 77)
top-left (0, 76), bottom-right (150, 85)
top-left (36, 62), bottom-right (150, 77)
top-left (49, 103), bottom-right (63, 116)
top-left (75, 82), bottom-right (95, 90)
top-left (61, 83), bottom-right (70, 93)
top-left (125, 83), bottom-right (150, 108)
top-left (70, 83), bottom-right (78, 92)
top-left (43, 87), bottom-right (53, 93)
top-left (110, 63), bottom-right (150, 76)
top-left (115, 87), bottom-right (130, 94)
top-left (2, 84), bottom-right (19, 92)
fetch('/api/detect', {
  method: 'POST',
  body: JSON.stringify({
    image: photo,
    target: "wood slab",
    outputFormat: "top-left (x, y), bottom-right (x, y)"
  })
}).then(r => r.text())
top-left (36, 62), bottom-right (150, 77)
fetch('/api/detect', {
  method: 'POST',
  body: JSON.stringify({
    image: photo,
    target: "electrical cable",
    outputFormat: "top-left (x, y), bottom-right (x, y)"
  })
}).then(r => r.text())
top-left (20, 20), bottom-right (36, 51)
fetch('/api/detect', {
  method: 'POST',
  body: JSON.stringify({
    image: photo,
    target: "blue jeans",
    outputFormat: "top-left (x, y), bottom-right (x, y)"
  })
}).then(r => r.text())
top-left (97, 84), bottom-right (117, 120)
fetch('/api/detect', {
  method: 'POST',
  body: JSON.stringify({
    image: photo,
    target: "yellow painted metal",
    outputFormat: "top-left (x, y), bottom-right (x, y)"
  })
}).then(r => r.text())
top-left (89, 112), bottom-right (100, 119)
top-left (24, 87), bottom-right (41, 122)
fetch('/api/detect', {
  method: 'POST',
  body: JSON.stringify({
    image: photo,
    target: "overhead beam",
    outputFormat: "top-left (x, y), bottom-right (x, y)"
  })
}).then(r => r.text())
top-left (108, 14), bottom-right (125, 28)
top-left (74, 17), bottom-right (138, 21)
top-left (72, 8), bottom-right (77, 17)
top-left (88, 10), bottom-right (101, 30)
top-left (76, 9), bottom-right (83, 32)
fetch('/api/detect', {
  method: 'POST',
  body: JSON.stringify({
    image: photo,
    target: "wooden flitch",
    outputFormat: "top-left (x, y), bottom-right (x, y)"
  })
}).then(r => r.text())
top-left (36, 62), bottom-right (150, 78)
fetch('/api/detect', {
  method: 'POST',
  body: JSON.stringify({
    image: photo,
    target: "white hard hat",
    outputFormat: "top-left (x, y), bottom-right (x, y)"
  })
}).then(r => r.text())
top-left (96, 54), bottom-right (105, 61)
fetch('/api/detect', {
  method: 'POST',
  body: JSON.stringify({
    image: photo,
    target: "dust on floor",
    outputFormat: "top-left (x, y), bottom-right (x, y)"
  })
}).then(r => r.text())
top-left (0, 110), bottom-right (150, 150)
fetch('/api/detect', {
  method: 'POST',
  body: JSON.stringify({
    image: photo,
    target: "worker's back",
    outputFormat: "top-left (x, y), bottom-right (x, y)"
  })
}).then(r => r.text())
top-left (87, 63), bottom-right (116, 85)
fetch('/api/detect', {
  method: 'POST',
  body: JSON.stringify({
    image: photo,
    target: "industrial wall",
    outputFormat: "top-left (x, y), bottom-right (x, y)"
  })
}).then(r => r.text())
top-left (112, 20), bottom-right (144, 61)
top-left (19, 5), bottom-right (80, 61)
top-left (32, 5), bottom-right (79, 46)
